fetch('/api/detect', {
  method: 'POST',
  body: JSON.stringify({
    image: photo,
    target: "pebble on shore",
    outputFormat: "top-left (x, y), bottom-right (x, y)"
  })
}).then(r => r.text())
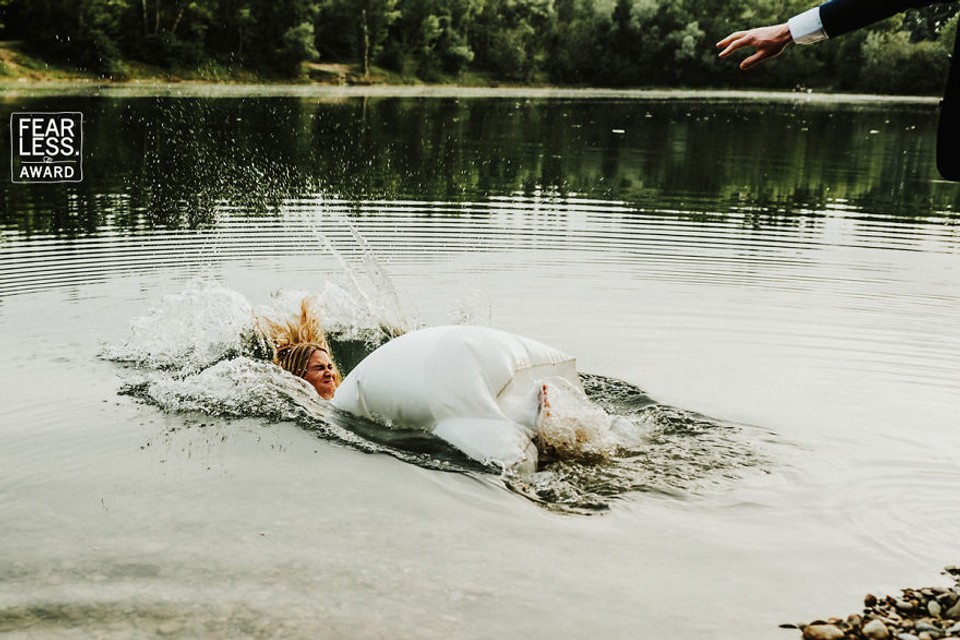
top-left (785, 566), bottom-right (960, 640)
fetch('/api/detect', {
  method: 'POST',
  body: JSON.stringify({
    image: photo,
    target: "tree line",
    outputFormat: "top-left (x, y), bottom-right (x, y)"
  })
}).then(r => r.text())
top-left (1, 0), bottom-right (958, 93)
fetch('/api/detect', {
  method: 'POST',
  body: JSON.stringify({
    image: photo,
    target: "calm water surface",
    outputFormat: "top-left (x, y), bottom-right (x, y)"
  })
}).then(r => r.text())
top-left (1, 87), bottom-right (959, 639)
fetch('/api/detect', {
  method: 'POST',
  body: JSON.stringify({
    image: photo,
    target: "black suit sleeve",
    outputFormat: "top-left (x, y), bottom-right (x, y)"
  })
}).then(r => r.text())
top-left (819, 0), bottom-right (952, 38)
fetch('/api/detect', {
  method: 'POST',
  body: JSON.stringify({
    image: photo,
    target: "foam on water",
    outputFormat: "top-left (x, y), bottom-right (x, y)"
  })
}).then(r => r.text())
top-left (254, 282), bottom-right (399, 345)
top-left (102, 278), bottom-right (401, 372)
top-left (537, 377), bottom-right (646, 459)
top-left (100, 280), bottom-right (255, 373)
top-left (514, 375), bottom-right (768, 511)
top-left (144, 357), bottom-right (319, 419)
top-left (103, 279), bottom-right (767, 512)
top-left (129, 356), bottom-right (451, 464)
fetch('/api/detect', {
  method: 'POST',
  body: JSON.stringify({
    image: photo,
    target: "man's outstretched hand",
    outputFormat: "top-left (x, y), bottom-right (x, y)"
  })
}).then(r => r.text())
top-left (716, 24), bottom-right (793, 71)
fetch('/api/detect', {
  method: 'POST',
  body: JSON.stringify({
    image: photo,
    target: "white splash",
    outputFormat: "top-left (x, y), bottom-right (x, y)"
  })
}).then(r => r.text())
top-left (255, 281), bottom-right (403, 344)
top-left (145, 357), bottom-right (320, 419)
top-left (103, 278), bottom-right (410, 375)
top-left (537, 378), bottom-right (648, 458)
top-left (101, 280), bottom-right (254, 373)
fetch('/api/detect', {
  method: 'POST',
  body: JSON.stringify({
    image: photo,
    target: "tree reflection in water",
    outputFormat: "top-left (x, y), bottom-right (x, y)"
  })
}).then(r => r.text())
top-left (2, 95), bottom-right (957, 238)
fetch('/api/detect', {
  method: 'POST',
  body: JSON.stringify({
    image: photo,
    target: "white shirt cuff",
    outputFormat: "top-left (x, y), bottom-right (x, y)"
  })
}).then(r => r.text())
top-left (788, 7), bottom-right (828, 45)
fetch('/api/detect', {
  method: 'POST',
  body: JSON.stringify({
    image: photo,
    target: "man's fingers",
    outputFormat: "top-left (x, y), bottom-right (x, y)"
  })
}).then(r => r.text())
top-left (740, 51), bottom-right (766, 71)
top-left (718, 36), bottom-right (750, 59)
top-left (740, 47), bottom-right (778, 71)
top-left (719, 24), bottom-right (790, 70)
top-left (715, 31), bottom-right (745, 49)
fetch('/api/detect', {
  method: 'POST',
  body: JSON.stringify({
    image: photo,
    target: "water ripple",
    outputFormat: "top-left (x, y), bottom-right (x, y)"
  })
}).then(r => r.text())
top-left (2, 194), bottom-right (956, 299)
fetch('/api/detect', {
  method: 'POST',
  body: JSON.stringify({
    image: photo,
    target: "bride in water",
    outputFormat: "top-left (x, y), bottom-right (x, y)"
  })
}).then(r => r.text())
top-left (258, 296), bottom-right (619, 474)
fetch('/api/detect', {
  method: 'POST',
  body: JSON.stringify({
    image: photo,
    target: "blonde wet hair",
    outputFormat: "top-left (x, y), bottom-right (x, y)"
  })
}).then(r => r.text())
top-left (257, 295), bottom-right (342, 387)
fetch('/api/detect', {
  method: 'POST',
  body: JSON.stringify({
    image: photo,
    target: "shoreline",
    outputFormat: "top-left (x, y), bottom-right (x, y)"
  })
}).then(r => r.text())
top-left (0, 80), bottom-right (942, 103)
top-left (789, 567), bottom-right (960, 640)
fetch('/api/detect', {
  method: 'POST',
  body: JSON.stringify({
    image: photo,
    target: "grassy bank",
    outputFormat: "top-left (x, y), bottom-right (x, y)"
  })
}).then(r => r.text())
top-left (0, 40), bottom-right (295, 83)
top-left (0, 41), bottom-right (97, 81)
top-left (0, 41), bottom-right (503, 87)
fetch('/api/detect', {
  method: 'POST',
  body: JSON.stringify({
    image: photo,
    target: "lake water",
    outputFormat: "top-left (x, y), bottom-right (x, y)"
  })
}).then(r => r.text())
top-left (1, 86), bottom-right (958, 639)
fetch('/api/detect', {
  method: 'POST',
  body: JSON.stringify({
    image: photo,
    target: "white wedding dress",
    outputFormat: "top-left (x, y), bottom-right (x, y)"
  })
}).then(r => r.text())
top-left (331, 325), bottom-right (582, 473)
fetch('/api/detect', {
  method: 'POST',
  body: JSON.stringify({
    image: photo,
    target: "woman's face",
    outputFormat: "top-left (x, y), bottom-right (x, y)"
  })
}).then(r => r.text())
top-left (304, 349), bottom-right (337, 399)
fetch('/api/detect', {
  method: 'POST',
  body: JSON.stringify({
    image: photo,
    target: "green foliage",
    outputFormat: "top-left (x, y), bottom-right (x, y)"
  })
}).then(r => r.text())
top-left (132, 33), bottom-right (204, 67)
top-left (0, 0), bottom-right (956, 91)
top-left (278, 21), bottom-right (319, 74)
top-left (860, 29), bottom-right (950, 94)
top-left (315, 0), bottom-right (360, 62)
top-left (472, 0), bottom-right (555, 81)
top-left (901, 3), bottom-right (960, 41)
top-left (359, 0), bottom-right (400, 76)
top-left (414, 12), bottom-right (474, 79)
top-left (670, 21), bottom-right (704, 62)
top-left (547, 0), bottom-right (606, 83)
top-left (941, 12), bottom-right (960, 53)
